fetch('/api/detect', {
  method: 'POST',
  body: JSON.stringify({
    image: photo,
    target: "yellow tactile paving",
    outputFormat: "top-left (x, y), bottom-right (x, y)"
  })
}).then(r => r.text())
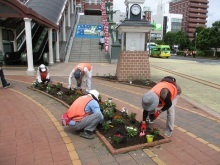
top-left (9, 88), bottom-right (82, 165)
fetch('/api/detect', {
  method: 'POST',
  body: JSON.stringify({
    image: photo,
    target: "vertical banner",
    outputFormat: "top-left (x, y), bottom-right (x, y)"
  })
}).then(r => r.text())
top-left (100, 0), bottom-right (110, 52)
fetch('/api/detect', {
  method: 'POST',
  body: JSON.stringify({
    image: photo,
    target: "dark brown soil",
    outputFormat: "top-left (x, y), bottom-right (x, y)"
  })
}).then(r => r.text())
top-left (94, 76), bottom-right (157, 88)
top-left (31, 80), bottom-right (165, 150)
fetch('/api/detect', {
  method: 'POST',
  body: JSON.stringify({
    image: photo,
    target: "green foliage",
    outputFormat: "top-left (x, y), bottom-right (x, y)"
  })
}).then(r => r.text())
top-left (177, 51), bottom-right (185, 56)
top-left (152, 127), bottom-right (160, 137)
top-left (164, 32), bottom-right (176, 47)
top-left (196, 50), bottom-right (205, 57)
top-left (125, 126), bottom-right (138, 137)
top-left (113, 115), bottom-right (124, 125)
top-left (56, 82), bottom-right (63, 90)
top-left (103, 108), bottom-right (114, 118)
top-left (102, 121), bottom-right (110, 131)
top-left (67, 95), bottom-right (75, 105)
top-left (129, 112), bottom-right (136, 120)
top-left (112, 134), bottom-right (123, 144)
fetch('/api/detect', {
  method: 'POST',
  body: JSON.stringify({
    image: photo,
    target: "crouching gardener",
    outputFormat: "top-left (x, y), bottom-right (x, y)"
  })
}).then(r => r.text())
top-left (62, 90), bottom-right (103, 139)
top-left (36, 64), bottom-right (51, 84)
top-left (140, 76), bottom-right (181, 137)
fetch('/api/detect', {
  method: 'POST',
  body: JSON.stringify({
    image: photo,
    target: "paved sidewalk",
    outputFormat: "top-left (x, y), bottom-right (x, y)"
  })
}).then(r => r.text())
top-left (1, 62), bottom-right (220, 165)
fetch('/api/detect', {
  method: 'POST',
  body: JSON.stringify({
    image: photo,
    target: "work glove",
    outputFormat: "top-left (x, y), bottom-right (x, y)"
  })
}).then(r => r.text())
top-left (140, 121), bottom-right (147, 132)
top-left (153, 110), bottom-right (162, 120)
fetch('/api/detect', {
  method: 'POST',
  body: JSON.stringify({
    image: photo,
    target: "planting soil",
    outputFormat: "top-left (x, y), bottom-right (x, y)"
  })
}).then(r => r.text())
top-left (30, 81), bottom-right (167, 152)
top-left (94, 76), bottom-right (157, 88)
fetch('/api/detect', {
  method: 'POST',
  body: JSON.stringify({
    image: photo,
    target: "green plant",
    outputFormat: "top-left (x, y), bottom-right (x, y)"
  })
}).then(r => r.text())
top-left (102, 121), bottom-right (110, 131)
top-left (113, 115), bottom-right (124, 125)
top-left (125, 126), bottom-right (138, 137)
top-left (103, 108), bottom-right (114, 119)
top-left (152, 127), bottom-right (160, 137)
top-left (57, 91), bottom-right (63, 99)
top-left (56, 82), bottom-right (63, 90)
top-left (129, 112), bottom-right (137, 120)
top-left (67, 95), bottom-right (75, 105)
top-left (32, 81), bottom-right (38, 88)
top-left (112, 134), bottom-right (123, 144)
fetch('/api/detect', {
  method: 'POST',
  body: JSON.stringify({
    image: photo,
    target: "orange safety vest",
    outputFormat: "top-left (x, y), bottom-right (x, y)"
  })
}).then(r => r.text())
top-left (150, 81), bottom-right (178, 107)
top-left (67, 95), bottom-right (93, 121)
top-left (73, 63), bottom-right (92, 75)
top-left (40, 69), bottom-right (48, 79)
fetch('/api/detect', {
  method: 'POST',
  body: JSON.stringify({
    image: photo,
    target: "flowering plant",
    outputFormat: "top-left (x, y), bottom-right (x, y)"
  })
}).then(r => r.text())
top-left (56, 82), bottom-right (63, 90)
top-left (112, 134), bottom-right (123, 144)
top-left (152, 127), bottom-right (160, 137)
top-left (113, 115), bottom-right (124, 125)
top-left (57, 91), bottom-right (63, 98)
top-left (125, 126), bottom-right (138, 137)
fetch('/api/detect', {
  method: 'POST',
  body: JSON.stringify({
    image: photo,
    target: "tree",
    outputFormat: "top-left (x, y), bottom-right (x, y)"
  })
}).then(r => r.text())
top-left (174, 31), bottom-right (190, 50)
top-left (210, 21), bottom-right (220, 56)
top-left (196, 28), bottom-right (211, 50)
top-left (164, 32), bottom-right (176, 47)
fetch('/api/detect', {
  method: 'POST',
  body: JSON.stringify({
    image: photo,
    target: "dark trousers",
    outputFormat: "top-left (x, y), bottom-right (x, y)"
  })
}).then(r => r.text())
top-left (100, 43), bottom-right (104, 51)
top-left (0, 69), bottom-right (8, 87)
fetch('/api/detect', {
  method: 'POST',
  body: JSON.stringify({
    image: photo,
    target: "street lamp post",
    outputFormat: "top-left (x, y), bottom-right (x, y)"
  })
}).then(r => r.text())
top-left (195, 32), bottom-right (197, 50)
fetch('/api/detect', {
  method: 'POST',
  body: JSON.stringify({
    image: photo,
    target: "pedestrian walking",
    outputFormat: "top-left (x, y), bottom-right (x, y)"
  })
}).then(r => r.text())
top-left (68, 63), bottom-right (92, 94)
top-left (0, 61), bottom-right (10, 88)
top-left (140, 76), bottom-right (181, 137)
top-left (61, 90), bottom-right (104, 139)
top-left (99, 36), bottom-right (105, 51)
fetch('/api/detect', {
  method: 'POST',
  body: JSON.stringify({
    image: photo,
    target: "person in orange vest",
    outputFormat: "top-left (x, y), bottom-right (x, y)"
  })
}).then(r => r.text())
top-left (140, 76), bottom-right (181, 137)
top-left (63, 89), bottom-right (104, 139)
top-left (68, 63), bottom-right (92, 93)
top-left (36, 64), bottom-right (51, 84)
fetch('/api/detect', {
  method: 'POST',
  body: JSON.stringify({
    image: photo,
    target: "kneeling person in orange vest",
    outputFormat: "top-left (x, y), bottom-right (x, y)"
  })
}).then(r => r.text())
top-left (141, 76), bottom-right (181, 137)
top-left (68, 63), bottom-right (92, 94)
top-left (63, 90), bottom-right (103, 139)
top-left (36, 64), bottom-right (51, 84)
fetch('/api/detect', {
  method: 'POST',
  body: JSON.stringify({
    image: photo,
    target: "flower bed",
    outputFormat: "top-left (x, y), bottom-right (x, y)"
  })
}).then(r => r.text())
top-left (30, 82), bottom-right (171, 154)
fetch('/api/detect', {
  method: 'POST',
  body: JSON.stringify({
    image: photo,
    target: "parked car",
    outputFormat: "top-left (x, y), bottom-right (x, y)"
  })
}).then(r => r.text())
top-left (150, 45), bottom-right (171, 58)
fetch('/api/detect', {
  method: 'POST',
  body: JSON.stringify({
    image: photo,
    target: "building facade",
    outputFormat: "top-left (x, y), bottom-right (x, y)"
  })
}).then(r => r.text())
top-left (151, 2), bottom-right (182, 40)
top-left (169, 0), bottom-right (209, 39)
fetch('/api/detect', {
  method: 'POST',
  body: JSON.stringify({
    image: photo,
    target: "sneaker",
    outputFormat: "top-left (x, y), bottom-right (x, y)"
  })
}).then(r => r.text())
top-left (164, 129), bottom-right (172, 137)
top-left (79, 131), bottom-right (94, 139)
top-left (148, 119), bottom-right (154, 124)
top-left (4, 83), bottom-right (11, 88)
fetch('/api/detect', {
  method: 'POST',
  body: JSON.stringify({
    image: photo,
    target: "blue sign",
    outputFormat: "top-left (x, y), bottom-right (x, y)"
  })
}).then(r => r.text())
top-left (75, 24), bottom-right (103, 38)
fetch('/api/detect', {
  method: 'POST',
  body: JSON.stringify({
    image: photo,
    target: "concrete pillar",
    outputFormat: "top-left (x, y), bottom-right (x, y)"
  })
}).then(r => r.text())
top-left (48, 28), bottom-right (54, 65)
top-left (71, 0), bottom-right (74, 14)
top-left (67, 2), bottom-right (71, 27)
top-left (24, 18), bottom-right (35, 76)
top-left (56, 30), bottom-right (60, 62)
top-left (13, 29), bottom-right (17, 51)
top-left (0, 27), bottom-right (3, 52)
top-left (62, 13), bottom-right (66, 41)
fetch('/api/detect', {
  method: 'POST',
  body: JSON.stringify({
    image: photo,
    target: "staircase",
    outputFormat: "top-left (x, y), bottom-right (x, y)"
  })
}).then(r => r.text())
top-left (68, 15), bottom-right (110, 63)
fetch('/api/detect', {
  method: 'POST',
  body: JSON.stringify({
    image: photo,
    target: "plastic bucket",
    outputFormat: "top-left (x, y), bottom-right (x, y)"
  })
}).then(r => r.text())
top-left (146, 135), bottom-right (154, 143)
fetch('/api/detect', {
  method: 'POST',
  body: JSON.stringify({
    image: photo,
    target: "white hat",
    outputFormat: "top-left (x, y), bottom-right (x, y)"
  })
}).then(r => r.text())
top-left (89, 90), bottom-right (99, 100)
top-left (39, 64), bottom-right (46, 72)
top-left (142, 92), bottom-right (159, 111)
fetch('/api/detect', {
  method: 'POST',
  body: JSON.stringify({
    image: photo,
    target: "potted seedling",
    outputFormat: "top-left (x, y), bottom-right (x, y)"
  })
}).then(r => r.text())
top-left (56, 82), bottom-right (63, 91)
top-left (112, 115), bottom-right (124, 125)
top-left (129, 112), bottom-right (137, 124)
top-left (125, 126), bottom-right (138, 137)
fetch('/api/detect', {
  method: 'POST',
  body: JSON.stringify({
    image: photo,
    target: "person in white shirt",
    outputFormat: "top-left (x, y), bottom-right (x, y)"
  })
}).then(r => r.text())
top-left (68, 63), bottom-right (92, 93)
top-left (99, 36), bottom-right (105, 51)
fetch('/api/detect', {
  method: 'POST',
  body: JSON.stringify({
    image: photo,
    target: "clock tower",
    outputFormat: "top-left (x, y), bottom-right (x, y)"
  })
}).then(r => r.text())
top-left (115, 0), bottom-right (153, 82)
top-left (125, 0), bottom-right (144, 20)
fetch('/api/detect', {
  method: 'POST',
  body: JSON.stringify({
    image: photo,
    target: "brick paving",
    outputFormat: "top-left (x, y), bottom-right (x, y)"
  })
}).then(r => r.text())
top-left (1, 62), bottom-right (220, 165)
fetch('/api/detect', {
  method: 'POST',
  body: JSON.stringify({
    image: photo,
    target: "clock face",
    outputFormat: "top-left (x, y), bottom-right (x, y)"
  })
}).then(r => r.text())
top-left (131, 4), bottom-right (141, 15)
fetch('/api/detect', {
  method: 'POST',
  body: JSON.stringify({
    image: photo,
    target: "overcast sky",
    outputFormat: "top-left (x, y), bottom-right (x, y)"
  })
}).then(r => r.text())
top-left (113, 0), bottom-right (219, 27)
